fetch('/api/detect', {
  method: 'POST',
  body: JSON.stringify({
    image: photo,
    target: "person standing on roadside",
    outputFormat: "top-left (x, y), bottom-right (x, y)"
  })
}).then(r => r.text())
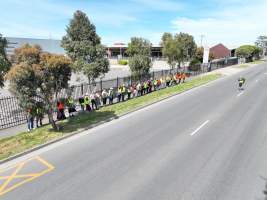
top-left (141, 82), bottom-right (145, 96)
top-left (153, 79), bottom-right (158, 91)
top-left (57, 99), bottom-right (66, 120)
top-left (26, 107), bottom-right (34, 131)
top-left (36, 102), bottom-right (44, 127)
top-left (136, 82), bottom-right (141, 97)
top-left (79, 96), bottom-right (85, 111)
top-left (90, 92), bottom-right (98, 110)
top-left (178, 72), bottom-right (182, 84)
top-left (95, 91), bottom-right (102, 107)
top-left (182, 72), bottom-right (186, 83)
top-left (102, 89), bottom-right (108, 106)
top-left (84, 93), bottom-right (91, 111)
top-left (108, 87), bottom-right (114, 104)
top-left (122, 84), bottom-right (126, 101)
top-left (117, 86), bottom-right (122, 102)
top-left (148, 79), bottom-right (152, 93)
top-left (166, 75), bottom-right (171, 87)
top-left (143, 81), bottom-right (148, 95)
top-left (132, 84), bottom-right (137, 97)
top-left (67, 96), bottom-right (76, 116)
top-left (160, 77), bottom-right (165, 88)
top-left (127, 86), bottom-right (132, 100)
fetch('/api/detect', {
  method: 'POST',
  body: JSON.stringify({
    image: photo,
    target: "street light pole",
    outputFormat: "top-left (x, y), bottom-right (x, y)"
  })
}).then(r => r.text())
top-left (200, 34), bottom-right (205, 48)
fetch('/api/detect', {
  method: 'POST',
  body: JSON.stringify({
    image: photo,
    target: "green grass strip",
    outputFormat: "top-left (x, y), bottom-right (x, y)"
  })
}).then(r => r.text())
top-left (0, 73), bottom-right (221, 161)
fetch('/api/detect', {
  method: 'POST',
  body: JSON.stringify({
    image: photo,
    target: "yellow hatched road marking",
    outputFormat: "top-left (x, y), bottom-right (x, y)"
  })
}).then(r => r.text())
top-left (0, 156), bottom-right (55, 196)
top-left (0, 162), bottom-right (25, 193)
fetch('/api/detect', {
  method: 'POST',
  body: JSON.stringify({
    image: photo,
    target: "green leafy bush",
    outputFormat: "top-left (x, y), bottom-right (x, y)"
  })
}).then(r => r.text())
top-left (118, 59), bottom-right (128, 65)
top-left (189, 58), bottom-right (201, 71)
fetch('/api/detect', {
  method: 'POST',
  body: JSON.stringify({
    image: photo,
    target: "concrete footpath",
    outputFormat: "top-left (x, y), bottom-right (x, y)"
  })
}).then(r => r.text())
top-left (0, 62), bottom-right (259, 139)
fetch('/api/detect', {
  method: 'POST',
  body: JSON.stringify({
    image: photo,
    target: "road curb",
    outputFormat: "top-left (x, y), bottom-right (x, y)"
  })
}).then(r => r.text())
top-left (0, 74), bottom-right (223, 165)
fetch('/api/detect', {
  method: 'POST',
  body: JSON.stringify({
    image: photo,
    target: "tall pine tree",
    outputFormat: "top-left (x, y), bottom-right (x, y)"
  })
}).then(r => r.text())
top-left (61, 10), bottom-right (109, 83)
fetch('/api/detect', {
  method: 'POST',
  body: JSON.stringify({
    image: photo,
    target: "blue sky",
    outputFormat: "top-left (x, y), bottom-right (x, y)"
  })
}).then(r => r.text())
top-left (1, 0), bottom-right (267, 48)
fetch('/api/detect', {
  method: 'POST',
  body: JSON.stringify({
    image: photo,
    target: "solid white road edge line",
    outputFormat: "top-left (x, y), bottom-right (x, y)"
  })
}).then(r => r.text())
top-left (190, 120), bottom-right (210, 136)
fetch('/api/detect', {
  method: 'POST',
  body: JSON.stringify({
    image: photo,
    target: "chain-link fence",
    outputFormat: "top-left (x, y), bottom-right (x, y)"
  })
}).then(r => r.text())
top-left (0, 57), bottom-right (238, 130)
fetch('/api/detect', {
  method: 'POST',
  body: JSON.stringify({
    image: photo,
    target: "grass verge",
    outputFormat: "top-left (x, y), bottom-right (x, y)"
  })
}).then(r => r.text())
top-left (233, 64), bottom-right (250, 68)
top-left (234, 60), bottom-right (266, 68)
top-left (249, 60), bottom-right (265, 64)
top-left (0, 73), bottom-right (221, 161)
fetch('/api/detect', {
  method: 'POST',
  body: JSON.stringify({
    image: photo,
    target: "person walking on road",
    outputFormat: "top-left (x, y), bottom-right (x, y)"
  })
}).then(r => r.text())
top-left (238, 77), bottom-right (246, 90)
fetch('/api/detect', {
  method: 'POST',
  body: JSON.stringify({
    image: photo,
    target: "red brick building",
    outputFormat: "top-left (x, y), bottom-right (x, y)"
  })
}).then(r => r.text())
top-left (210, 43), bottom-right (231, 59)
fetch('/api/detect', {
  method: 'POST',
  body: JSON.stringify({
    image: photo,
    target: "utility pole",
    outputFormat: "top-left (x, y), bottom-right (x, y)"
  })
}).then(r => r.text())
top-left (200, 34), bottom-right (205, 48)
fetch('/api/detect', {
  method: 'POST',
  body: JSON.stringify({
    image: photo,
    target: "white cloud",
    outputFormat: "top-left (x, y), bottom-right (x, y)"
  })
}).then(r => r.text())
top-left (171, 1), bottom-right (267, 48)
top-left (0, 0), bottom-right (139, 39)
top-left (131, 0), bottom-right (183, 11)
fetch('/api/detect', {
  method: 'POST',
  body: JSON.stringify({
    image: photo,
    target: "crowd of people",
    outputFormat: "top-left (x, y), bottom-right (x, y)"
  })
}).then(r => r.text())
top-left (27, 72), bottom-right (188, 131)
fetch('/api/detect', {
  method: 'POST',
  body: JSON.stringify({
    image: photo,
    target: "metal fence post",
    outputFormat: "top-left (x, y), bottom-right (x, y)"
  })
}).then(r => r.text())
top-left (81, 84), bottom-right (84, 96)
top-left (117, 77), bottom-right (119, 88)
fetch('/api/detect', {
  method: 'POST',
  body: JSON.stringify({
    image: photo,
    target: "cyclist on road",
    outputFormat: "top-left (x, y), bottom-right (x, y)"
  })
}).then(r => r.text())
top-left (238, 77), bottom-right (246, 90)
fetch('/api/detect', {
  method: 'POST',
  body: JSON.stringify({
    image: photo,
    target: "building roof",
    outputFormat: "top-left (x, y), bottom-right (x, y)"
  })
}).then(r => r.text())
top-left (210, 43), bottom-right (231, 59)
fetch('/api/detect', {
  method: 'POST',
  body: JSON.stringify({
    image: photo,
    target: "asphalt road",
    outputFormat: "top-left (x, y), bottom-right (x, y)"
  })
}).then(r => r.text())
top-left (1, 63), bottom-right (267, 200)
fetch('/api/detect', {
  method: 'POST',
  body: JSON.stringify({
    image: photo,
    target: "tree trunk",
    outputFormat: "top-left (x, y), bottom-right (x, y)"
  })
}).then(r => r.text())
top-left (48, 108), bottom-right (58, 131)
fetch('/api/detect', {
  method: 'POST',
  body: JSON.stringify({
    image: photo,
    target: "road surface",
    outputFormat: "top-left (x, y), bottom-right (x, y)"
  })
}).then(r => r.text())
top-left (1, 63), bottom-right (267, 200)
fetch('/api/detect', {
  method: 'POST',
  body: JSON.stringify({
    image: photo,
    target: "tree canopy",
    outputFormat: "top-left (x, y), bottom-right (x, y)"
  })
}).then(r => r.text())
top-left (127, 37), bottom-right (151, 57)
top-left (255, 35), bottom-right (267, 56)
top-left (161, 33), bottom-right (180, 69)
top-left (62, 10), bottom-right (109, 83)
top-left (0, 34), bottom-right (11, 87)
top-left (161, 32), bottom-right (197, 69)
top-left (236, 45), bottom-right (261, 61)
top-left (6, 44), bottom-right (72, 130)
top-left (127, 37), bottom-right (152, 76)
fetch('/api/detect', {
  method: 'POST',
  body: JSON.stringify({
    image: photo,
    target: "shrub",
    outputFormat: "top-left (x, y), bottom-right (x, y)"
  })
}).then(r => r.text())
top-left (118, 59), bottom-right (128, 65)
top-left (189, 58), bottom-right (201, 71)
